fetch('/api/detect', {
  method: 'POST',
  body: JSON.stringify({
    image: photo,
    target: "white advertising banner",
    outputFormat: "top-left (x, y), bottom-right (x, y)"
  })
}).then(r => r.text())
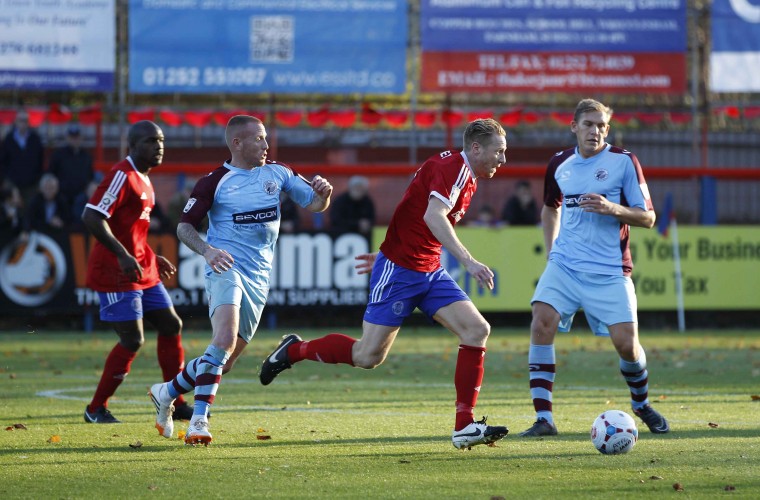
top-left (0, 0), bottom-right (115, 91)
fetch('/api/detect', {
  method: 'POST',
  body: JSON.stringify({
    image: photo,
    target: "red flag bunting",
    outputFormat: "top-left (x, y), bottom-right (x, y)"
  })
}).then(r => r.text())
top-left (127, 108), bottom-right (155, 124)
top-left (159, 109), bottom-right (183, 127)
top-left (441, 109), bottom-right (464, 127)
top-left (413, 111), bottom-right (437, 128)
top-left (0, 109), bottom-right (16, 125)
top-left (612, 112), bottom-right (636, 125)
top-left (383, 111), bottom-right (409, 127)
top-left (521, 111), bottom-right (543, 124)
top-left (636, 112), bottom-right (664, 125)
top-left (78, 105), bottom-right (102, 125)
top-left (466, 110), bottom-right (493, 121)
top-left (183, 110), bottom-right (213, 128)
top-left (307, 107), bottom-right (330, 127)
top-left (330, 110), bottom-right (357, 128)
top-left (668, 112), bottom-right (692, 124)
top-left (275, 110), bottom-right (303, 127)
top-left (47, 104), bottom-right (73, 124)
top-left (549, 112), bottom-right (573, 125)
top-left (744, 106), bottom-right (760, 119)
top-left (360, 103), bottom-right (383, 126)
top-left (498, 109), bottom-right (522, 127)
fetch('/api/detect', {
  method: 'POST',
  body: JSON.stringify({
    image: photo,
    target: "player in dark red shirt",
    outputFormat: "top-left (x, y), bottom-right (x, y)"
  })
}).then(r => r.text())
top-left (82, 121), bottom-right (189, 424)
top-left (260, 119), bottom-right (510, 449)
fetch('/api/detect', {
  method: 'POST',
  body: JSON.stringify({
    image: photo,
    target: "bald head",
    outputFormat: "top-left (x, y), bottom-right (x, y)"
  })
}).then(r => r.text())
top-left (128, 120), bottom-right (162, 148)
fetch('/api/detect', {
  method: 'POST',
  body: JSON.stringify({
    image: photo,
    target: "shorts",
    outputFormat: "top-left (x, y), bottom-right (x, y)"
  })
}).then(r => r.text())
top-left (205, 269), bottom-right (267, 343)
top-left (531, 259), bottom-right (637, 336)
top-left (98, 283), bottom-right (173, 322)
top-left (363, 251), bottom-right (470, 327)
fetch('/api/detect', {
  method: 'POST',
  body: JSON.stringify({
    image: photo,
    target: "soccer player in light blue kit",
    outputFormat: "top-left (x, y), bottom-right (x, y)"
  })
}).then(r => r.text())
top-left (149, 115), bottom-right (333, 445)
top-left (520, 99), bottom-right (670, 437)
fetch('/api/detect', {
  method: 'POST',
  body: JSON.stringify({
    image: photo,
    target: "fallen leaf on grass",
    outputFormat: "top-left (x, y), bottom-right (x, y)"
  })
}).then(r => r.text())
top-left (177, 431), bottom-right (186, 440)
top-left (129, 441), bottom-right (143, 449)
top-left (399, 460), bottom-right (411, 464)
top-left (13, 423), bottom-right (27, 429)
top-left (658, 394), bottom-right (667, 400)
top-left (650, 476), bottom-right (663, 480)
top-left (751, 395), bottom-right (760, 401)
top-left (47, 435), bottom-right (61, 443)
top-left (724, 485), bottom-right (736, 491)
top-left (148, 485), bottom-right (158, 491)
top-left (708, 422), bottom-right (720, 428)
top-left (673, 483), bottom-right (684, 492)
top-left (256, 435), bottom-right (272, 440)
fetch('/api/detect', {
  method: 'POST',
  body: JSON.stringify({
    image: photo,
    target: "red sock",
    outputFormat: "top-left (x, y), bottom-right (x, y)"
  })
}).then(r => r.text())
top-left (454, 344), bottom-right (486, 431)
top-left (287, 334), bottom-right (356, 365)
top-left (157, 334), bottom-right (186, 405)
top-left (89, 343), bottom-right (137, 411)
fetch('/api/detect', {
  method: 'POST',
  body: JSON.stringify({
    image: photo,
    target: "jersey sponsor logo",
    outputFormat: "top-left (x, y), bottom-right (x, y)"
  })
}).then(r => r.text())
top-left (594, 169), bottom-right (609, 181)
top-left (183, 198), bottom-right (196, 213)
top-left (565, 193), bottom-right (607, 208)
top-left (263, 180), bottom-right (279, 196)
top-left (564, 193), bottom-right (589, 208)
top-left (440, 150), bottom-right (452, 159)
top-left (233, 205), bottom-right (278, 224)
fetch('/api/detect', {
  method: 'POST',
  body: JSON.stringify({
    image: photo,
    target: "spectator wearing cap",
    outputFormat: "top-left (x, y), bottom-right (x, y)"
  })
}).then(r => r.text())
top-left (0, 109), bottom-right (45, 206)
top-left (48, 123), bottom-right (94, 213)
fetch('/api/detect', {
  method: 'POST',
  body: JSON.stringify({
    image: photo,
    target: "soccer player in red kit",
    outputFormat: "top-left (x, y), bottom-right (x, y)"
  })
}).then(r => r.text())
top-left (82, 121), bottom-right (190, 423)
top-left (260, 119), bottom-right (509, 449)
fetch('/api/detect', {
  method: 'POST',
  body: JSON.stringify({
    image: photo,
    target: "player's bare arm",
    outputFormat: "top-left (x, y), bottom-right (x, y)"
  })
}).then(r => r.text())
top-left (306, 175), bottom-right (333, 212)
top-left (541, 205), bottom-right (561, 256)
top-left (579, 193), bottom-right (656, 228)
top-left (82, 207), bottom-right (143, 280)
top-left (177, 221), bottom-right (234, 273)
top-left (423, 197), bottom-right (494, 290)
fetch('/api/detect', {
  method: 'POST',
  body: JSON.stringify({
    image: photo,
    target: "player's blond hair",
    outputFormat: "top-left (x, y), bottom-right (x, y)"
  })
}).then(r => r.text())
top-left (573, 98), bottom-right (613, 122)
top-left (463, 118), bottom-right (506, 150)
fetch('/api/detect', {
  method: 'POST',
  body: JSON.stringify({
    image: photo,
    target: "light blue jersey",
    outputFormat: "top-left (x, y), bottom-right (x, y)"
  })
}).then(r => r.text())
top-left (181, 161), bottom-right (315, 289)
top-left (544, 144), bottom-right (653, 276)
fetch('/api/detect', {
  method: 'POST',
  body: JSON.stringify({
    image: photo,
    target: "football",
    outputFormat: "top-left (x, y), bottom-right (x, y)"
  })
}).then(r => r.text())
top-left (590, 410), bottom-right (638, 455)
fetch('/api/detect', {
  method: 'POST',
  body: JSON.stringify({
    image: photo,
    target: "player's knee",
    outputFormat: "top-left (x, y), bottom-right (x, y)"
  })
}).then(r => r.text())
top-left (353, 351), bottom-right (385, 369)
top-left (461, 319), bottom-right (490, 345)
top-left (119, 335), bottom-right (144, 352)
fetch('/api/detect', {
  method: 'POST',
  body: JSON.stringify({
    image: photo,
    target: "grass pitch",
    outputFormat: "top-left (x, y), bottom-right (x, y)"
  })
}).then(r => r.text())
top-left (1, 327), bottom-right (758, 499)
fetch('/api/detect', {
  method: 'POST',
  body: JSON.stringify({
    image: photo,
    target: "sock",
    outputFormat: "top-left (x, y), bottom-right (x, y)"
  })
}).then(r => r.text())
top-left (454, 344), bottom-right (486, 431)
top-left (193, 345), bottom-right (230, 418)
top-left (89, 343), bottom-right (137, 411)
top-left (287, 334), bottom-right (356, 365)
top-left (528, 344), bottom-right (556, 424)
top-left (169, 358), bottom-right (198, 399)
top-left (157, 334), bottom-right (186, 405)
top-left (620, 345), bottom-right (649, 410)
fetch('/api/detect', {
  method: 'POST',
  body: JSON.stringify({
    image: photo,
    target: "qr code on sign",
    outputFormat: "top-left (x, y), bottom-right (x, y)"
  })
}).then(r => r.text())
top-left (250, 16), bottom-right (294, 63)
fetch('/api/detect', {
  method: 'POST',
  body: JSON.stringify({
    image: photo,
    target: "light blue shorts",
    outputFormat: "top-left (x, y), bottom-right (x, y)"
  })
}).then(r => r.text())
top-left (531, 259), bottom-right (637, 336)
top-left (205, 269), bottom-right (267, 343)
top-left (363, 251), bottom-right (470, 327)
top-left (98, 283), bottom-right (173, 322)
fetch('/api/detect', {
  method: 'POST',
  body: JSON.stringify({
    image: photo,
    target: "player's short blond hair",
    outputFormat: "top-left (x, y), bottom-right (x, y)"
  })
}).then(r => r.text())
top-left (574, 98), bottom-right (613, 122)
top-left (463, 118), bottom-right (506, 150)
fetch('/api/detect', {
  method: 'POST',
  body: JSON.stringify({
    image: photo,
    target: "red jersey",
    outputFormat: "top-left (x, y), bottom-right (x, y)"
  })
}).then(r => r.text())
top-left (380, 150), bottom-right (477, 272)
top-left (85, 157), bottom-right (160, 291)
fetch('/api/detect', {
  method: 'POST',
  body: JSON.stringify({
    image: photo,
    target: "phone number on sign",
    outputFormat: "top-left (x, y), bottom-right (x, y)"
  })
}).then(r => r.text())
top-left (141, 67), bottom-right (267, 87)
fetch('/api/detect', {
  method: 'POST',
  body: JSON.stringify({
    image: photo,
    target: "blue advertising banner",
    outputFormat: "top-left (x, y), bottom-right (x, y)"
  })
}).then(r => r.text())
top-left (129, 0), bottom-right (407, 94)
top-left (711, 0), bottom-right (760, 92)
top-left (421, 0), bottom-right (687, 53)
top-left (0, 1), bottom-right (115, 91)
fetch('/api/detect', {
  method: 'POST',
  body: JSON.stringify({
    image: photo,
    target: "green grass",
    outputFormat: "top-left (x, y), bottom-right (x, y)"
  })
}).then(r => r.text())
top-left (1, 327), bottom-right (759, 499)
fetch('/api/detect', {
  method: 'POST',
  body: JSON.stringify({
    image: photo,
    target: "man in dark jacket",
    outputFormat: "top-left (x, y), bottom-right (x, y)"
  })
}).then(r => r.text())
top-left (0, 110), bottom-right (45, 205)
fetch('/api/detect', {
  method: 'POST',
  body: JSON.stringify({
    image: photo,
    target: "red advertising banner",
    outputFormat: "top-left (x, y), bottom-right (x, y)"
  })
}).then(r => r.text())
top-left (421, 52), bottom-right (686, 94)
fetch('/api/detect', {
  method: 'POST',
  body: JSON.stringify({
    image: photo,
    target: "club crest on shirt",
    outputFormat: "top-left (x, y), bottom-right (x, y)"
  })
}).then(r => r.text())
top-left (392, 301), bottom-right (404, 316)
top-left (183, 197), bottom-right (197, 213)
top-left (594, 169), bottom-right (609, 181)
top-left (263, 180), bottom-right (279, 196)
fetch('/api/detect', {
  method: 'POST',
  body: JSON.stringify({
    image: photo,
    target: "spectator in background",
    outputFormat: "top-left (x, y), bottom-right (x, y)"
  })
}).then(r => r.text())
top-left (48, 124), bottom-right (94, 210)
top-left (0, 110), bottom-right (45, 206)
top-left (72, 177), bottom-right (101, 229)
top-left (330, 175), bottom-right (375, 235)
top-left (467, 204), bottom-right (503, 228)
top-left (279, 191), bottom-right (300, 233)
top-left (0, 181), bottom-right (23, 237)
top-left (149, 200), bottom-right (172, 233)
top-left (21, 173), bottom-right (71, 240)
top-left (501, 180), bottom-right (539, 226)
top-left (167, 181), bottom-right (209, 233)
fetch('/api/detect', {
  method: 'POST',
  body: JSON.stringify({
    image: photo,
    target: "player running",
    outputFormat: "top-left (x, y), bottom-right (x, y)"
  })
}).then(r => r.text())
top-left (260, 119), bottom-right (510, 450)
